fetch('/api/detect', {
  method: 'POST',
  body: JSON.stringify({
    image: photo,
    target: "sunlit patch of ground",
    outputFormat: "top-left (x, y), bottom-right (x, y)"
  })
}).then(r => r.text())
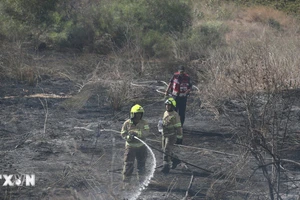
top-left (4, 93), bottom-right (72, 99)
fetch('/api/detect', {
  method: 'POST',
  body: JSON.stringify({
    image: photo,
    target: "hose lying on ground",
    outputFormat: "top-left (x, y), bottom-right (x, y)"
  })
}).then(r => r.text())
top-left (99, 128), bottom-right (213, 174)
top-left (130, 80), bottom-right (200, 95)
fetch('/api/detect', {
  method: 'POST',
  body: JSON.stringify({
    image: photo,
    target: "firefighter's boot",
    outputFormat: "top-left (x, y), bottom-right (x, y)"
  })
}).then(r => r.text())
top-left (171, 157), bottom-right (181, 169)
top-left (122, 175), bottom-right (131, 190)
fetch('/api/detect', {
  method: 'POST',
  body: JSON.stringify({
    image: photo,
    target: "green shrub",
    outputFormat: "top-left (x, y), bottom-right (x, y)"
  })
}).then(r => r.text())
top-left (0, 16), bottom-right (30, 41)
top-left (144, 0), bottom-right (192, 33)
top-left (99, 0), bottom-right (192, 56)
top-left (0, 0), bottom-right (192, 54)
top-left (0, 0), bottom-right (58, 41)
top-left (66, 24), bottom-right (95, 51)
top-left (175, 21), bottom-right (228, 61)
top-left (141, 30), bottom-right (173, 58)
top-left (197, 22), bottom-right (227, 48)
top-left (268, 18), bottom-right (281, 30)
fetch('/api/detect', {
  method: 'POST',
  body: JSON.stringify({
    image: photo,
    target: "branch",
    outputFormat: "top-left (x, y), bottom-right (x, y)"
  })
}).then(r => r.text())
top-left (182, 173), bottom-right (195, 200)
top-left (281, 159), bottom-right (300, 168)
top-left (39, 98), bottom-right (48, 136)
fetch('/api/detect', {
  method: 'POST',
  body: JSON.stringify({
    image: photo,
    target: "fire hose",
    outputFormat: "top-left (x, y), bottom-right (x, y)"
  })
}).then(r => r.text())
top-left (99, 128), bottom-right (213, 174)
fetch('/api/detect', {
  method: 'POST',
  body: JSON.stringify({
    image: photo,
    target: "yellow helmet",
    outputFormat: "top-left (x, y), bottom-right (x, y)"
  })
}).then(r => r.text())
top-left (130, 104), bottom-right (144, 118)
top-left (165, 97), bottom-right (176, 107)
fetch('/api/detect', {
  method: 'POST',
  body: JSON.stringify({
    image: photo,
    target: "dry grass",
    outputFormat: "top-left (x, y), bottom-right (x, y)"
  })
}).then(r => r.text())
top-left (199, 26), bottom-right (300, 118)
top-left (107, 81), bottom-right (131, 112)
top-left (17, 65), bottom-right (38, 86)
top-left (0, 41), bottom-right (57, 85)
top-left (195, 2), bottom-right (300, 107)
top-left (57, 54), bottom-right (146, 111)
top-left (193, 5), bottom-right (300, 198)
top-left (60, 87), bottom-right (94, 110)
top-left (241, 6), bottom-right (295, 28)
top-left (191, 0), bottom-right (239, 24)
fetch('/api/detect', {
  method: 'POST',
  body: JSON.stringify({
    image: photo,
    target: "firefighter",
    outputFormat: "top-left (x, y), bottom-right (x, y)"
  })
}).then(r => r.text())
top-left (160, 97), bottom-right (182, 174)
top-left (165, 65), bottom-right (192, 136)
top-left (121, 104), bottom-right (150, 183)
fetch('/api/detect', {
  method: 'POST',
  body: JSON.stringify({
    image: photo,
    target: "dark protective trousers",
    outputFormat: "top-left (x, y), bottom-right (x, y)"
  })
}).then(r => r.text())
top-left (175, 96), bottom-right (187, 126)
top-left (122, 145), bottom-right (147, 181)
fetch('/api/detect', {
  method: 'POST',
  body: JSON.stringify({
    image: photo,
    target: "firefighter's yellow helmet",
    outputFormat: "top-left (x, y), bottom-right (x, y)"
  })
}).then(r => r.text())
top-left (165, 97), bottom-right (176, 107)
top-left (130, 104), bottom-right (144, 118)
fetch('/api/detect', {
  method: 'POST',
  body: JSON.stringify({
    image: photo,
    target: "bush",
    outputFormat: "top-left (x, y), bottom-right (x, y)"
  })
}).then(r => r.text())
top-left (268, 18), bottom-right (281, 30)
top-left (98, 0), bottom-right (192, 57)
top-left (66, 24), bottom-right (95, 51)
top-left (144, 0), bottom-right (192, 33)
top-left (197, 22), bottom-right (228, 48)
top-left (0, 0), bottom-right (58, 42)
top-left (174, 21), bottom-right (228, 61)
top-left (0, 0), bottom-right (192, 55)
top-left (141, 30), bottom-right (173, 58)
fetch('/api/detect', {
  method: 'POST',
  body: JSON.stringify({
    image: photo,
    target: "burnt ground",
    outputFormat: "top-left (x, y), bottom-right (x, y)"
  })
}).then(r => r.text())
top-left (0, 74), bottom-right (300, 200)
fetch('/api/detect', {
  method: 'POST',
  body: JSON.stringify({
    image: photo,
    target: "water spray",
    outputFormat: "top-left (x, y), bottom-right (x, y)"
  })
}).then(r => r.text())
top-left (76, 127), bottom-right (212, 172)
top-left (128, 136), bottom-right (157, 200)
top-left (99, 129), bottom-right (156, 200)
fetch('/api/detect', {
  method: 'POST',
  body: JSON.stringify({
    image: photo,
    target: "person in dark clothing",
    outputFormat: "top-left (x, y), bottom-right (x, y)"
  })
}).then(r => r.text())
top-left (165, 65), bottom-right (192, 132)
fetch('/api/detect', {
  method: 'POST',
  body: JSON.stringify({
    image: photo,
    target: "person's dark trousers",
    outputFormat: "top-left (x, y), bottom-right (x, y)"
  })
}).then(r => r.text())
top-left (174, 96), bottom-right (187, 126)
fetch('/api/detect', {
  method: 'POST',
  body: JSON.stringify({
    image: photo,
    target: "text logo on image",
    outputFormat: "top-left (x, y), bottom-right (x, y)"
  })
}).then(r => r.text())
top-left (0, 174), bottom-right (35, 186)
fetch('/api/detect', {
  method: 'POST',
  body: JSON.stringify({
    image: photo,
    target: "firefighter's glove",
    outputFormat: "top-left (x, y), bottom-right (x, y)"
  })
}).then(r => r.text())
top-left (126, 131), bottom-right (138, 141)
top-left (129, 133), bottom-right (136, 140)
top-left (175, 138), bottom-right (183, 145)
top-left (126, 133), bottom-right (135, 141)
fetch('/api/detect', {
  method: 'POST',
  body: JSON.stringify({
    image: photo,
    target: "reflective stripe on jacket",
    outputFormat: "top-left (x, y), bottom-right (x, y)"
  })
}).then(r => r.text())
top-left (162, 110), bottom-right (182, 138)
top-left (121, 119), bottom-right (150, 147)
top-left (170, 72), bottom-right (192, 97)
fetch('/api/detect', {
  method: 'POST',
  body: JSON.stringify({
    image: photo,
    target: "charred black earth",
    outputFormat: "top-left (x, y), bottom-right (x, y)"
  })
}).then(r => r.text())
top-left (1, 77), bottom-right (300, 200)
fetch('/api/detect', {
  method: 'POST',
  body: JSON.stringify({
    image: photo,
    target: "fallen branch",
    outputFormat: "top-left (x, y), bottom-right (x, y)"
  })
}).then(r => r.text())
top-left (74, 126), bottom-right (94, 132)
top-left (15, 132), bottom-right (32, 149)
top-left (39, 98), bottom-right (48, 136)
top-left (281, 159), bottom-right (300, 168)
top-left (183, 173), bottom-right (195, 200)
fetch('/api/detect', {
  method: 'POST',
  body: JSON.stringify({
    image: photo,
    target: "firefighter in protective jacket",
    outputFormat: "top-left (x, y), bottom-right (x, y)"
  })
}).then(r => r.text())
top-left (160, 97), bottom-right (182, 174)
top-left (165, 65), bottom-right (192, 130)
top-left (121, 104), bottom-right (150, 182)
